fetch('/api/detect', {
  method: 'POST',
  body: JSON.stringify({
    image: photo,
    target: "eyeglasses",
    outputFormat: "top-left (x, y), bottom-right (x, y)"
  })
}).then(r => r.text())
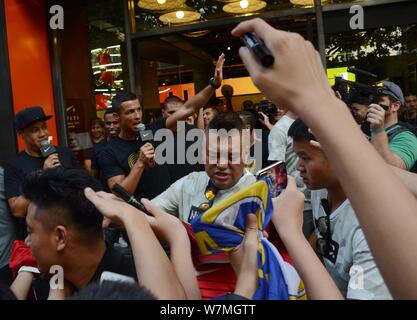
top-left (316, 198), bottom-right (332, 257)
top-left (315, 199), bottom-right (339, 264)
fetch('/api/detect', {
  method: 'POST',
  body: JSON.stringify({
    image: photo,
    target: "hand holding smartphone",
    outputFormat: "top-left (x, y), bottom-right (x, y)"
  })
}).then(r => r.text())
top-left (255, 161), bottom-right (287, 197)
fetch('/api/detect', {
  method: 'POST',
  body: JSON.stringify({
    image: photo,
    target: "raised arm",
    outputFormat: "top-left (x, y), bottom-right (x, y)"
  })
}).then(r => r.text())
top-left (232, 18), bottom-right (417, 299)
top-left (271, 177), bottom-right (343, 300)
top-left (165, 54), bottom-right (225, 131)
top-left (141, 199), bottom-right (201, 300)
top-left (84, 188), bottom-right (186, 300)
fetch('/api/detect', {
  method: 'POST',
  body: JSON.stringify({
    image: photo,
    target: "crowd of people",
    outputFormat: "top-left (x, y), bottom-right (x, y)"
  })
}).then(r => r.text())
top-left (1, 18), bottom-right (417, 301)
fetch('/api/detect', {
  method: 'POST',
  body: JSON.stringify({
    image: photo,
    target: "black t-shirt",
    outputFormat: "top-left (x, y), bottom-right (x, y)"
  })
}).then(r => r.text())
top-left (4, 146), bottom-right (77, 199)
top-left (89, 247), bottom-right (137, 284)
top-left (91, 139), bottom-right (110, 191)
top-left (99, 118), bottom-right (172, 199)
top-left (164, 123), bottom-right (203, 184)
top-left (91, 139), bottom-right (109, 171)
top-left (4, 146), bottom-right (77, 239)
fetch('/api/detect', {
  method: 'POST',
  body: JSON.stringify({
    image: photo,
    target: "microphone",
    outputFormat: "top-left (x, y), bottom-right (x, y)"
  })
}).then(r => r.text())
top-left (40, 140), bottom-right (57, 158)
top-left (136, 123), bottom-right (154, 143)
top-left (136, 123), bottom-right (155, 167)
top-left (111, 183), bottom-right (153, 216)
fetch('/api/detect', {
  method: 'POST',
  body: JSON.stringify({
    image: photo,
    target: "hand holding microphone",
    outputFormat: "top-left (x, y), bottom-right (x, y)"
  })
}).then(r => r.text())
top-left (136, 123), bottom-right (156, 168)
top-left (138, 143), bottom-right (155, 168)
top-left (40, 140), bottom-right (61, 169)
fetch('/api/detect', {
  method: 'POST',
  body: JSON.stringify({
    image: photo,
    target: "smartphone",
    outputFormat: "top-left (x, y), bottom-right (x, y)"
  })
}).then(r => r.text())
top-left (255, 161), bottom-right (287, 197)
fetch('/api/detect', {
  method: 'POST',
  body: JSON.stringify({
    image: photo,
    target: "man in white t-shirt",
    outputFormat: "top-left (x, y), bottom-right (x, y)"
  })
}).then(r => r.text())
top-left (152, 112), bottom-right (256, 299)
top-left (268, 109), bottom-right (312, 238)
top-left (288, 118), bottom-right (392, 300)
top-left (153, 112), bottom-right (255, 222)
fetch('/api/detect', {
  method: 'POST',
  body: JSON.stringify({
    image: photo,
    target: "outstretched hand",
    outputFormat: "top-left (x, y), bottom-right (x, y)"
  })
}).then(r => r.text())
top-left (141, 199), bottom-right (187, 244)
top-left (213, 53), bottom-right (225, 87)
top-left (84, 188), bottom-right (133, 228)
top-left (231, 18), bottom-right (334, 113)
top-left (230, 213), bottom-right (259, 299)
top-left (272, 176), bottom-right (305, 239)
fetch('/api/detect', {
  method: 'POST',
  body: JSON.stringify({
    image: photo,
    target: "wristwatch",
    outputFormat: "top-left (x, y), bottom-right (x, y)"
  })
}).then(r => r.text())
top-left (209, 77), bottom-right (221, 89)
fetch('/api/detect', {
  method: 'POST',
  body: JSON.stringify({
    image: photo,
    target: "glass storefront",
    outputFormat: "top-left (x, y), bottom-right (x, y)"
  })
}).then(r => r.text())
top-left (52, 0), bottom-right (417, 166)
top-left (134, 0), bottom-right (365, 32)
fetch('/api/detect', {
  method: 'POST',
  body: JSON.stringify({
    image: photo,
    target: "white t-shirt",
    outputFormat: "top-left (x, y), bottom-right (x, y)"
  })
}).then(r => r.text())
top-left (152, 170), bottom-right (256, 222)
top-left (268, 115), bottom-right (311, 210)
top-left (311, 189), bottom-right (392, 300)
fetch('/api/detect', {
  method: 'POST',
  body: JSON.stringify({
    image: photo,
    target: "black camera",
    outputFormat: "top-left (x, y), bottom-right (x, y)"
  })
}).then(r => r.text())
top-left (258, 99), bottom-right (278, 123)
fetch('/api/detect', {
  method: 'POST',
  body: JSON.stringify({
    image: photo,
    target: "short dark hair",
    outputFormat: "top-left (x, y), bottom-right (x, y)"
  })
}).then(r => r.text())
top-left (90, 118), bottom-right (105, 129)
top-left (69, 281), bottom-right (156, 300)
top-left (405, 92), bottom-right (417, 98)
top-left (208, 97), bottom-right (223, 107)
top-left (22, 168), bottom-right (104, 240)
top-left (163, 96), bottom-right (183, 109)
top-left (288, 118), bottom-right (316, 142)
top-left (111, 92), bottom-right (138, 114)
top-left (104, 107), bottom-right (117, 117)
top-left (242, 100), bottom-right (255, 111)
top-left (207, 112), bottom-right (245, 131)
top-left (238, 111), bottom-right (256, 129)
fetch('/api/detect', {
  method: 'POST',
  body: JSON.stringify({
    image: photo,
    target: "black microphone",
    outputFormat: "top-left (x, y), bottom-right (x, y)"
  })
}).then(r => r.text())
top-left (241, 32), bottom-right (275, 68)
top-left (136, 123), bottom-right (154, 143)
top-left (111, 183), bottom-right (153, 216)
top-left (40, 140), bottom-right (57, 158)
top-left (136, 123), bottom-right (155, 167)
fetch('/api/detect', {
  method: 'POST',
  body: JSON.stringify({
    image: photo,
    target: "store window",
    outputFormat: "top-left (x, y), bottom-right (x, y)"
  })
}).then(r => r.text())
top-left (133, 15), bottom-right (317, 117)
top-left (134, 0), bottom-right (366, 32)
top-left (58, 0), bottom-right (130, 168)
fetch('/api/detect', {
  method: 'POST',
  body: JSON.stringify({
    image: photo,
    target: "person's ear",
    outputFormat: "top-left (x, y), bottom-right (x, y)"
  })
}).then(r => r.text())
top-left (55, 226), bottom-right (68, 252)
top-left (391, 101), bottom-right (401, 112)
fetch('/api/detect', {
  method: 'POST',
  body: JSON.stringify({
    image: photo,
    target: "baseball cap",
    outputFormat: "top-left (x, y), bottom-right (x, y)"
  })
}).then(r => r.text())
top-left (378, 81), bottom-right (405, 105)
top-left (13, 106), bottom-right (53, 131)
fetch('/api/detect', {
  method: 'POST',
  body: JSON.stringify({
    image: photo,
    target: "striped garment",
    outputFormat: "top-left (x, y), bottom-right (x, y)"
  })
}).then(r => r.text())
top-left (191, 179), bottom-right (306, 300)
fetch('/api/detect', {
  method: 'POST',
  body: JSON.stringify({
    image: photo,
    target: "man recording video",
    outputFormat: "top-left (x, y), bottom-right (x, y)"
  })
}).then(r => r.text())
top-left (4, 106), bottom-right (77, 239)
top-left (366, 81), bottom-right (417, 172)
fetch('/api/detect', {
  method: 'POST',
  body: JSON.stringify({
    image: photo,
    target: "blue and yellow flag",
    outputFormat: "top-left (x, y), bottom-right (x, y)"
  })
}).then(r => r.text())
top-left (191, 179), bottom-right (306, 300)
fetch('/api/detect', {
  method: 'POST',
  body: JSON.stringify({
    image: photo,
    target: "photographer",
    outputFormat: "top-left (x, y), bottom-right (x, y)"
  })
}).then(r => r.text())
top-left (366, 81), bottom-right (417, 171)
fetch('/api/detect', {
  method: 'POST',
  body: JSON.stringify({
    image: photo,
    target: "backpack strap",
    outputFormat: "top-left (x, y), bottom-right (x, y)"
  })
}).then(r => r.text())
top-left (386, 123), bottom-right (417, 173)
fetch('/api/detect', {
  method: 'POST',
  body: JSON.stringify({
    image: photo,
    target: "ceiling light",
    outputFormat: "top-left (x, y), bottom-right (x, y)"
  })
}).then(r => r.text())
top-left (159, 11), bottom-right (201, 24)
top-left (176, 10), bottom-right (185, 19)
top-left (240, 0), bottom-right (249, 9)
top-left (223, 0), bottom-right (266, 14)
top-left (289, 0), bottom-right (328, 6)
top-left (138, 0), bottom-right (186, 12)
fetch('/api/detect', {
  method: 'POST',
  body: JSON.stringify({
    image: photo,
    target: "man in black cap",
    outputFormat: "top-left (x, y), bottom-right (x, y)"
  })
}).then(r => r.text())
top-left (366, 81), bottom-right (417, 171)
top-left (4, 106), bottom-right (77, 239)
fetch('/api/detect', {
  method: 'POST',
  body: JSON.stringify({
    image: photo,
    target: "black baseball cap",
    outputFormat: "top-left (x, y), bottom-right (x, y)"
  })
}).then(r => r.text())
top-left (13, 106), bottom-right (53, 131)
